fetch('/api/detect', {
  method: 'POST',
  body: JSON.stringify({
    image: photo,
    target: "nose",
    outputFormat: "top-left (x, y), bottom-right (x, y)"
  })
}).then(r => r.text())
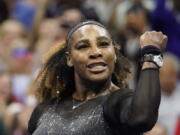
top-left (89, 47), bottom-right (102, 59)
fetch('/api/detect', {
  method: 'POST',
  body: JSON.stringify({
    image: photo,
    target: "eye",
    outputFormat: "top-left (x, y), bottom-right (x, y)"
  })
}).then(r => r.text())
top-left (77, 44), bottom-right (89, 50)
top-left (99, 42), bottom-right (110, 47)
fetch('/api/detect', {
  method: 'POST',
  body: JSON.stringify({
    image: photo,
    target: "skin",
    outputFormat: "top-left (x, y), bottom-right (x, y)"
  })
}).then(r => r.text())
top-left (140, 31), bottom-right (167, 69)
top-left (66, 25), bottom-right (167, 100)
top-left (144, 123), bottom-right (167, 135)
top-left (58, 8), bottom-right (84, 41)
top-left (160, 58), bottom-right (178, 95)
top-left (126, 10), bottom-right (147, 35)
top-left (67, 25), bottom-right (118, 100)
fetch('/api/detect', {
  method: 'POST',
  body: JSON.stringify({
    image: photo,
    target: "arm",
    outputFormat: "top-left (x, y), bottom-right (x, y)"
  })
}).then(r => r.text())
top-left (126, 67), bottom-right (160, 131)
top-left (104, 68), bottom-right (160, 132)
top-left (28, 0), bottom-right (50, 51)
top-left (104, 31), bottom-right (167, 132)
top-left (125, 31), bottom-right (167, 131)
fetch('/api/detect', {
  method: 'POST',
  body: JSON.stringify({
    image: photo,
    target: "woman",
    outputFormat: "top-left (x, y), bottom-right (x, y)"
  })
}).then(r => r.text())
top-left (28, 21), bottom-right (167, 135)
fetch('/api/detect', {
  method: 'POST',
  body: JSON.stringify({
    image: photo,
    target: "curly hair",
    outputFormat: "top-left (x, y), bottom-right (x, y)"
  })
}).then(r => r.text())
top-left (35, 23), bottom-right (131, 102)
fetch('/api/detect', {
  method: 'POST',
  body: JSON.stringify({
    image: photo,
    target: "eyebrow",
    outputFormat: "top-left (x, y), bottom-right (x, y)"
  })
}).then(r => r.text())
top-left (75, 39), bottom-right (89, 46)
top-left (75, 36), bottom-right (111, 47)
top-left (96, 36), bottom-right (111, 41)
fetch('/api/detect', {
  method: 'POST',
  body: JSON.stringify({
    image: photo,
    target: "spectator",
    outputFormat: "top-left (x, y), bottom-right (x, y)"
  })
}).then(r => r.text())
top-left (0, 61), bottom-right (20, 135)
top-left (175, 116), bottom-right (180, 135)
top-left (8, 38), bottom-right (34, 103)
top-left (12, 0), bottom-right (37, 30)
top-left (151, 0), bottom-right (180, 58)
top-left (32, 8), bottom-right (84, 72)
top-left (113, 2), bottom-right (151, 89)
top-left (0, 118), bottom-right (9, 135)
top-left (45, 0), bottom-right (100, 21)
top-left (113, 0), bottom-right (154, 30)
top-left (158, 53), bottom-right (180, 135)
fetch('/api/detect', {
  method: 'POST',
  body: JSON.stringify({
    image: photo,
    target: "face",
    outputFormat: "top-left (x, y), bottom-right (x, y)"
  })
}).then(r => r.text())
top-left (67, 25), bottom-right (116, 82)
top-left (126, 10), bottom-right (147, 34)
top-left (58, 9), bottom-right (83, 40)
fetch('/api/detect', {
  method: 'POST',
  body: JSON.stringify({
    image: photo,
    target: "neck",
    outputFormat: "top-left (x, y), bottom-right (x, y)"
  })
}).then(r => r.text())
top-left (73, 74), bottom-right (119, 100)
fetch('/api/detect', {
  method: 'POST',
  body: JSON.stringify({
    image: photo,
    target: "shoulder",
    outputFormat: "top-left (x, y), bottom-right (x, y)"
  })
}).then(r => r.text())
top-left (109, 88), bottom-right (134, 99)
top-left (28, 98), bottom-right (59, 134)
top-left (103, 88), bottom-right (134, 125)
top-left (104, 88), bottom-right (134, 109)
top-left (30, 98), bottom-right (59, 117)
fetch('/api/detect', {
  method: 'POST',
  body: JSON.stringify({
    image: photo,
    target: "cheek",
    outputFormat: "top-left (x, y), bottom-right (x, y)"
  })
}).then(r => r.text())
top-left (105, 48), bottom-right (116, 60)
top-left (104, 49), bottom-right (116, 68)
top-left (71, 52), bottom-right (88, 68)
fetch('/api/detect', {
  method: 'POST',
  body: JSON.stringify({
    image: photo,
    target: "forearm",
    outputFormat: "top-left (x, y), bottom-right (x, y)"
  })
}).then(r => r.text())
top-left (142, 62), bottom-right (157, 69)
top-left (127, 67), bottom-right (161, 131)
top-left (121, 29), bottom-right (166, 132)
top-left (103, 67), bottom-right (160, 132)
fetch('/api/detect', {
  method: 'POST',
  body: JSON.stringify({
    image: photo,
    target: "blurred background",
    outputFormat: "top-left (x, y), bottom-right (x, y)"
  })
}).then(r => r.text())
top-left (0, 0), bottom-right (180, 135)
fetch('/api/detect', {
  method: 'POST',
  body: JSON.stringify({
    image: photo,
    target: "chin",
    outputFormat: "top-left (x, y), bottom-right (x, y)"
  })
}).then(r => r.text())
top-left (85, 72), bottom-right (111, 83)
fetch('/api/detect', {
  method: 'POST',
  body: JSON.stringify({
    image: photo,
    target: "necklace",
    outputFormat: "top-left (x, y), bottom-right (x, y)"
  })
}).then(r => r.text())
top-left (72, 99), bottom-right (89, 110)
top-left (71, 83), bottom-right (117, 110)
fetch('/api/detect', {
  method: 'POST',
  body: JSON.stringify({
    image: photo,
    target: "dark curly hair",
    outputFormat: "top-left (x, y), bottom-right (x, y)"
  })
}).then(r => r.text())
top-left (35, 21), bottom-right (131, 102)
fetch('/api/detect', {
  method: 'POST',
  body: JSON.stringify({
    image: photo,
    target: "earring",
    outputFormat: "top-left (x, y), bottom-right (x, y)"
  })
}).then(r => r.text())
top-left (56, 76), bottom-right (60, 95)
top-left (56, 90), bottom-right (60, 94)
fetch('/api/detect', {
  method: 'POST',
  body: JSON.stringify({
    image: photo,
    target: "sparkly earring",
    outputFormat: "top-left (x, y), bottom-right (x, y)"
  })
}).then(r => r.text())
top-left (56, 90), bottom-right (60, 94)
top-left (56, 76), bottom-right (60, 95)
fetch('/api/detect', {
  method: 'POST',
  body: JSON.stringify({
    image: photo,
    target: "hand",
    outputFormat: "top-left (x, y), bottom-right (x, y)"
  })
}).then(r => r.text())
top-left (140, 31), bottom-right (168, 51)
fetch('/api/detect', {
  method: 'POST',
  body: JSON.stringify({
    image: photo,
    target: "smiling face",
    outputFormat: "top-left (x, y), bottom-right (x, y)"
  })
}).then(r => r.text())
top-left (66, 25), bottom-right (116, 83)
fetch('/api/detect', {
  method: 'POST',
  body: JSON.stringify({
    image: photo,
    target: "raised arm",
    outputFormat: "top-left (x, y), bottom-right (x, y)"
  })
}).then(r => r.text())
top-left (127, 31), bottom-right (167, 128)
top-left (104, 31), bottom-right (167, 133)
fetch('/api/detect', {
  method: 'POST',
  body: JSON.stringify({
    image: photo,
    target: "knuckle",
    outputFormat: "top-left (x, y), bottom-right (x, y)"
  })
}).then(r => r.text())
top-left (151, 30), bottom-right (156, 33)
top-left (140, 34), bottom-right (144, 40)
top-left (157, 31), bottom-right (162, 33)
top-left (144, 31), bottom-right (149, 35)
top-left (163, 35), bottom-right (167, 39)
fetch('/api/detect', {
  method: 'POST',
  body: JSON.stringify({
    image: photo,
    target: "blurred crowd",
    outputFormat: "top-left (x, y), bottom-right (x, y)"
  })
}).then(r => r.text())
top-left (0, 0), bottom-right (180, 135)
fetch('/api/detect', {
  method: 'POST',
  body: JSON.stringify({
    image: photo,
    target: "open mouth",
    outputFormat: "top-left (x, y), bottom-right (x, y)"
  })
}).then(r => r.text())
top-left (87, 62), bottom-right (107, 73)
top-left (87, 62), bottom-right (106, 68)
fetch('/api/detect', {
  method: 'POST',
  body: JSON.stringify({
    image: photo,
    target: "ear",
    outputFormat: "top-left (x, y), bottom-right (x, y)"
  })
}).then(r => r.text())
top-left (66, 52), bottom-right (73, 67)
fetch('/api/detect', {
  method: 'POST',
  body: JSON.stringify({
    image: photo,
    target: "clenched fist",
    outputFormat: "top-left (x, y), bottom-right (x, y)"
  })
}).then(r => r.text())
top-left (140, 31), bottom-right (168, 51)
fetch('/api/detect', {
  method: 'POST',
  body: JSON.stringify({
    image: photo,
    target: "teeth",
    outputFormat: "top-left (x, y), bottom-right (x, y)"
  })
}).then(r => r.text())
top-left (87, 62), bottom-right (106, 68)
